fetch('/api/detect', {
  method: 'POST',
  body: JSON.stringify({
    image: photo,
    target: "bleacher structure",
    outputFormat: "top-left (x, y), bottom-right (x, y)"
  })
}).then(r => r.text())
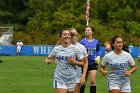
top-left (0, 27), bottom-right (13, 45)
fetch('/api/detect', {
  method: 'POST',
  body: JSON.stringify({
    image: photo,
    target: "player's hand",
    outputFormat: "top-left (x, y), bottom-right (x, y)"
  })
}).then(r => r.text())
top-left (102, 70), bottom-right (108, 76)
top-left (45, 58), bottom-right (52, 64)
top-left (67, 56), bottom-right (75, 64)
top-left (124, 71), bottom-right (131, 77)
top-left (95, 56), bottom-right (100, 64)
top-left (80, 75), bottom-right (86, 86)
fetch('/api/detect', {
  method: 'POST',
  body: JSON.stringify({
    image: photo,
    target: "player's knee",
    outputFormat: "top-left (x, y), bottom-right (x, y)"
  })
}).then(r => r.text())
top-left (90, 80), bottom-right (96, 85)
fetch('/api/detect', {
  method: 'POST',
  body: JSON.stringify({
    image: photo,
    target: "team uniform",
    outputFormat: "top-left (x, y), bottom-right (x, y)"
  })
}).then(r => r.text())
top-left (74, 42), bottom-right (88, 83)
top-left (16, 41), bottom-right (23, 53)
top-left (80, 38), bottom-right (101, 71)
top-left (48, 44), bottom-right (84, 91)
top-left (101, 51), bottom-right (135, 92)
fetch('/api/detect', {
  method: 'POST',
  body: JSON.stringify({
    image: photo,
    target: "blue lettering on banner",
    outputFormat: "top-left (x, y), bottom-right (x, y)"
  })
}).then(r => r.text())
top-left (33, 46), bottom-right (40, 55)
top-left (32, 46), bottom-right (54, 55)
top-left (33, 46), bottom-right (49, 55)
top-left (0, 45), bottom-right (139, 57)
top-left (0, 45), bottom-right (55, 56)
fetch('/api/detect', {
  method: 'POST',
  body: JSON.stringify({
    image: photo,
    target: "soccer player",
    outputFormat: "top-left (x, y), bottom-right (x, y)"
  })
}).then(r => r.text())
top-left (104, 41), bottom-right (111, 55)
top-left (69, 28), bottom-right (88, 93)
top-left (138, 55), bottom-right (140, 66)
top-left (45, 29), bottom-right (84, 93)
top-left (100, 36), bottom-right (137, 93)
top-left (16, 40), bottom-right (23, 56)
top-left (80, 26), bottom-right (101, 93)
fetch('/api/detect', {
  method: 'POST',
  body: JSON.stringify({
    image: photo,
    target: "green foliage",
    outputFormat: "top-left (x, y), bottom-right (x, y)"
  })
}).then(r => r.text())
top-left (13, 31), bottom-right (31, 45)
top-left (0, 0), bottom-right (140, 45)
top-left (135, 10), bottom-right (140, 22)
top-left (127, 21), bottom-right (140, 46)
top-left (0, 10), bottom-right (13, 17)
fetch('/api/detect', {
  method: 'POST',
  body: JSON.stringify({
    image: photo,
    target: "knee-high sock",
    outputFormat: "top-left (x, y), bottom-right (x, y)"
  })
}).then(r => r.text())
top-left (80, 85), bottom-right (85, 93)
top-left (90, 86), bottom-right (96, 93)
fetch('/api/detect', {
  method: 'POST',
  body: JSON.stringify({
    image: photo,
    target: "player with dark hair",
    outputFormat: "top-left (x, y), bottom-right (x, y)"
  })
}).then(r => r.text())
top-left (45, 29), bottom-right (84, 93)
top-left (100, 36), bottom-right (137, 93)
top-left (80, 26), bottom-right (101, 93)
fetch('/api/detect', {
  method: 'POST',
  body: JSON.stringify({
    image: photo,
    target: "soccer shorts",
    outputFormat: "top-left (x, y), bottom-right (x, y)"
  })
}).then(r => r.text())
top-left (76, 78), bottom-right (80, 84)
top-left (54, 79), bottom-right (76, 92)
top-left (75, 67), bottom-right (82, 84)
top-left (87, 63), bottom-right (98, 71)
top-left (108, 78), bottom-right (131, 92)
top-left (16, 47), bottom-right (21, 52)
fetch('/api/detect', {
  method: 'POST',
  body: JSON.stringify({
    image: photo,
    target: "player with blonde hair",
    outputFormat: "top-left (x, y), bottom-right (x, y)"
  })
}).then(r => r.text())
top-left (69, 27), bottom-right (88, 93)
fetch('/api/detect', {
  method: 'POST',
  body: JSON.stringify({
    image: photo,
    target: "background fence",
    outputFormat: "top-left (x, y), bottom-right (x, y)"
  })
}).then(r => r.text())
top-left (0, 45), bottom-right (139, 57)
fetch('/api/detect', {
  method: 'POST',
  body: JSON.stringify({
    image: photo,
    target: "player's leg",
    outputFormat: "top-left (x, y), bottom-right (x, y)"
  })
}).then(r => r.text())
top-left (16, 48), bottom-right (20, 56)
top-left (138, 56), bottom-right (140, 66)
top-left (73, 83), bottom-right (81, 93)
top-left (55, 88), bottom-right (67, 93)
top-left (74, 67), bottom-right (83, 93)
top-left (88, 63), bottom-right (98, 93)
top-left (18, 47), bottom-right (21, 55)
top-left (109, 89), bottom-right (120, 93)
top-left (80, 69), bottom-right (88, 93)
top-left (89, 70), bottom-right (97, 93)
top-left (68, 91), bottom-right (73, 93)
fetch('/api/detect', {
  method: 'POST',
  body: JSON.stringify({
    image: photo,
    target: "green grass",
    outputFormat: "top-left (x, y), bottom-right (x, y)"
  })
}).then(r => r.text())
top-left (0, 56), bottom-right (139, 93)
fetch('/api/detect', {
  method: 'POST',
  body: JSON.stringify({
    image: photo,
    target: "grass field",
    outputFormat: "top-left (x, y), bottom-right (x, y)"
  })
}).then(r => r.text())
top-left (0, 56), bottom-right (139, 93)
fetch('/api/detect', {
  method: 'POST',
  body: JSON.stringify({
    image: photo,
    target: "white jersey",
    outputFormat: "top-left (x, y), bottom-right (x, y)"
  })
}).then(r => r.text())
top-left (16, 42), bottom-right (23, 48)
top-left (16, 41), bottom-right (23, 52)
top-left (101, 51), bottom-right (135, 81)
top-left (74, 43), bottom-right (88, 79)
top-left (48, 44), bottom-right (84, 82)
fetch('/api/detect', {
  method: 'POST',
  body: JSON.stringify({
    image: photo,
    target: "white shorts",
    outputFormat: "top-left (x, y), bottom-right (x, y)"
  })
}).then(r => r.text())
top-left (54, 80), bottom-right (76, 92)
top-left (16, 47), bottom-right (21, 52)
top-left (76, 78), bottom-right (80, 84)
top-left (108, 78), bottom-right (131, 92)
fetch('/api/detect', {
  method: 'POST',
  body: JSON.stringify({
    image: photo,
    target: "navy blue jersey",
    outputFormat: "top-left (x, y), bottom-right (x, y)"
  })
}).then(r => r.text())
top-left (80, 38), bottom-right (101, 65)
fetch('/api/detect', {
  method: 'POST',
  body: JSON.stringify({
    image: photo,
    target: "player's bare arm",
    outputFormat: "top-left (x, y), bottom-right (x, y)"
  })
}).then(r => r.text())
top-left (67, 56), bottom-right (84, 67)
top-left (125, 65), bottom-right (137, 77)
top-left (99, 65), bottom-right (108, 76)
top-left (80, 57), bottom-right (88, 85)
